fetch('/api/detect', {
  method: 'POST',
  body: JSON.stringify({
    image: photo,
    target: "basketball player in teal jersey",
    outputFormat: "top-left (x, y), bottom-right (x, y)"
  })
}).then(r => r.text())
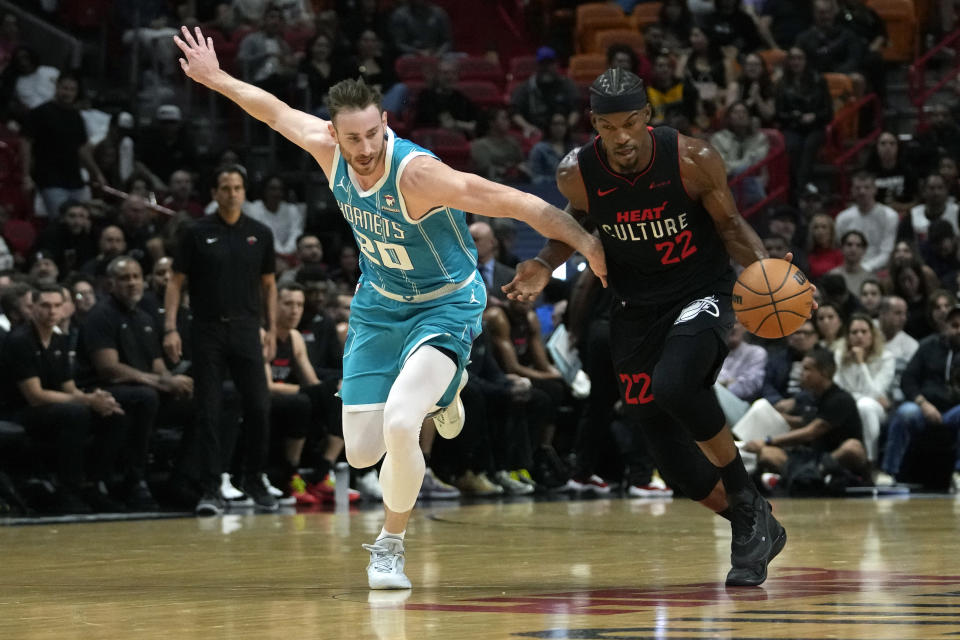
top-left (174, 26), bottom-right (607, 589)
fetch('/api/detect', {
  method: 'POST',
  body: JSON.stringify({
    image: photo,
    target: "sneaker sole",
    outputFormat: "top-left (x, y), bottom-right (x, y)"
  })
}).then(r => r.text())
top-left (433, 372), bottom-right (467, 439)
top-left (419, 491), bottom-right (461, 500)
top-left (195, 503), bottom-right (223, 516)
top-left (628, 489), bottom-right (674, 498)
top-left (368, 574), bottom-right (412, 590)
top-left (582, 486), bottom-right (612, 495)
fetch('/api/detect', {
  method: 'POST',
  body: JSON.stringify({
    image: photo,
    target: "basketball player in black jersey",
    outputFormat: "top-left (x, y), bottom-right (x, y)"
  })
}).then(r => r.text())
top-left (505, 69), bottom-right (803, 586)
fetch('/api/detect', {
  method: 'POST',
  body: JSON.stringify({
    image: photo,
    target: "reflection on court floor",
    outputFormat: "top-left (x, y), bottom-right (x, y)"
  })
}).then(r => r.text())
top-left (1, 495), bottom-right (958, 639)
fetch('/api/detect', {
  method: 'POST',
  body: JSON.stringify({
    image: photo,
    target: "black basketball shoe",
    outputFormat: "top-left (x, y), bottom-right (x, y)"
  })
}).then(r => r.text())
top-left (725, 489), bottom-right (787, 586)
top-left (241, 476), bottom-right (279, 512)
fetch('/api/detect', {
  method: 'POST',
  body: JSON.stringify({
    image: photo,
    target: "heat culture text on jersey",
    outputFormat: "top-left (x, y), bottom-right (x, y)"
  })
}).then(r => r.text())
top-left (578, 126), bottom-right (730, 305)
top-left (336, 199), bottom-right (406, 241)
top-left (601, 201), bottom-right (692, 243)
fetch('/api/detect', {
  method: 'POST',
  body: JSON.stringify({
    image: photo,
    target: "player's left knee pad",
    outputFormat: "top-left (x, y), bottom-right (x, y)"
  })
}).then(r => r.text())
top-left (381, 404), bottom-right (421, 452)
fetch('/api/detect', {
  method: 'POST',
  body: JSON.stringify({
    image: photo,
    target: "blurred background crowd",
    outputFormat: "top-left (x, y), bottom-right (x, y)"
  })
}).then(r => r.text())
top-left (0, 0), bottom-right (959, 516)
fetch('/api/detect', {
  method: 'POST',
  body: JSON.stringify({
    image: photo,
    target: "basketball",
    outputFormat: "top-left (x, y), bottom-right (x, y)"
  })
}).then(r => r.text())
top-left (732, 258), bottom-right (815, 338)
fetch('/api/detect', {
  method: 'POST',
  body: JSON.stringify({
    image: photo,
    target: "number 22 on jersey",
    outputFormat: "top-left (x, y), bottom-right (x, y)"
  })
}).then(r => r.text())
top-left (655, 229), bottom-right (697, 265)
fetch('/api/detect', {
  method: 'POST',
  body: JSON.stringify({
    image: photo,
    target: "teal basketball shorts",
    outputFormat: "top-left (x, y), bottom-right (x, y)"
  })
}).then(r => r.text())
top-left (340, 273), bottom-right (486, 412)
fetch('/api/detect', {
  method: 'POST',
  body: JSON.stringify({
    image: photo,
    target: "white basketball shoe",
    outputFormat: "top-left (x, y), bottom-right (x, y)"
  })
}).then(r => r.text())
top-left (362, 537), bottom-right (412, 590)
top-left (432, 371), bottom-right (468, 439)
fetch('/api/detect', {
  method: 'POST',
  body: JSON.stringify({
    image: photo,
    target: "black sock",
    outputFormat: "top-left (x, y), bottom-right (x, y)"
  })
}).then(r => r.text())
top-left (314, 458), bottom-right (332, 483)
top-left (719, 451), bottom-right (751, 497)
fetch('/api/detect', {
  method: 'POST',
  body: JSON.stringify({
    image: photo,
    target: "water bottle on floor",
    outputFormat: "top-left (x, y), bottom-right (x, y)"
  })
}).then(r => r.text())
top-left (334, 462), bottom-right (350, 507)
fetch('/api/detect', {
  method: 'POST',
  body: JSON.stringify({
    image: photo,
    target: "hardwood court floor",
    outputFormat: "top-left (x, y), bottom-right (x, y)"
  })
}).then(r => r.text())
top-left (2, 495), bottom-right (960, 639)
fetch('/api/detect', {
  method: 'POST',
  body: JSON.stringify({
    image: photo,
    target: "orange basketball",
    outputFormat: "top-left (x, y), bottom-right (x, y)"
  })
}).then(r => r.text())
top-left (732, 258), bottom-right (815, 338)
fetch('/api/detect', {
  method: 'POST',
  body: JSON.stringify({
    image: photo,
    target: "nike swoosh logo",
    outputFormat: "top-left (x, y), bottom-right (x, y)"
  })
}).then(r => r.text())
top-left (598, 187), bottom-right (618, 197)
top-left (206, 237), bottom-right (218, 244)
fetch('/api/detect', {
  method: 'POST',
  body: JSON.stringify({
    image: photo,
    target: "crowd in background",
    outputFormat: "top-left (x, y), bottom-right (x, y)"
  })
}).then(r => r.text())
top-left (1, 0), bottom-right (960, 515)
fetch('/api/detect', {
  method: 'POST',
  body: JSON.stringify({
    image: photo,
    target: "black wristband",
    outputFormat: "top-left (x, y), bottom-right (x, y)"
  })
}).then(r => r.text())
top-left (164, 328), bottom-right (178, 335)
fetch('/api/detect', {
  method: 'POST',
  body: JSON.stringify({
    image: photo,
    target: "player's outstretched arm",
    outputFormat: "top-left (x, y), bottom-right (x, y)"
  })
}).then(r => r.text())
top-left (681, 137), bottom-right (766, 268)
top-left (173, 26), bottom-right (334, 170)
top-left (400, 157), bottom-right (607, 287)
top-left (500, 151), bottom-right (592, 301)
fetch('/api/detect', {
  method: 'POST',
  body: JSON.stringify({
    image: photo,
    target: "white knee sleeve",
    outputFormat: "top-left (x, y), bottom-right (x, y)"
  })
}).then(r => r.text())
top-left (343, 409), bottom-right (387, 469)
top-left (378, 346), bottom-right (457, 512)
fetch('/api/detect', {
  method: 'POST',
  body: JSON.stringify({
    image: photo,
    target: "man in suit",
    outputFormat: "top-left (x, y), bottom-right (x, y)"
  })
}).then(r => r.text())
top-left (469, 221), bottom-right (515, 307)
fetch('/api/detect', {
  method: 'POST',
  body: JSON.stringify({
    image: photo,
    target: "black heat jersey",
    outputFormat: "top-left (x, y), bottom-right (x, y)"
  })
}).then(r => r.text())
top-left (578, 126), bottom-right (732, 305)
top-left (270, 334), bottom-right (298, 384)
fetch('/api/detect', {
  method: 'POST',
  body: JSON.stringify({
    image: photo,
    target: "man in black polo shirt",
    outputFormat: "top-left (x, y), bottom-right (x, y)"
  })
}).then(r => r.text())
top-left (0, 284), bottom-right (125, 513)
top-left (82, 256), bottom-right (195, 510)
top-left (743, 346), bottom-right (869, 480)
top-left (163, 164), bottom-right (278, 515)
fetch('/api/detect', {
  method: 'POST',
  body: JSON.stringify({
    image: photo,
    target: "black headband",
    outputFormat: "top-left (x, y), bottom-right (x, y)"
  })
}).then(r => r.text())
top-left (590, 91), bottom-right (647, 114)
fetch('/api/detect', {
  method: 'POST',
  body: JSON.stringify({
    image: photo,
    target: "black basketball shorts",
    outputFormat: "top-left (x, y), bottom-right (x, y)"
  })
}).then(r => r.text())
top-left (610, 274), bottom-right (736, 407)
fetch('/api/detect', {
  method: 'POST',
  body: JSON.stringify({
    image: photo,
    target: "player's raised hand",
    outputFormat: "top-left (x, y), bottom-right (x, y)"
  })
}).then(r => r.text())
top-left (173, 25), bottom-right (222, 88)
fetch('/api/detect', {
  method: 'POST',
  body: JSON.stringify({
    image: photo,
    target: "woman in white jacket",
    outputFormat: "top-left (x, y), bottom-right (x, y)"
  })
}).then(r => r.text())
top-left (833, 313), bottom-right (895, 464)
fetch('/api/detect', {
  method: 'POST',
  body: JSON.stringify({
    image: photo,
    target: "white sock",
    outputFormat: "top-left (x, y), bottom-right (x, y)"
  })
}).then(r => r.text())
top-left (380, 527), bottom-right (405, 541)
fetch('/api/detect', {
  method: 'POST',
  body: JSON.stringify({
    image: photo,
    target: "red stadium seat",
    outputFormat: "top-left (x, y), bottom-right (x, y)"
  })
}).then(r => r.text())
top-left (507, 55), bottom-right (538, 82)
top-left (395, 55), bottom-right (438, 81)
top-left (578, 13), bottom-right (631, 53)
top-left (592, 29), bottom-right (645, 56)
top-left (568, 53), bottom-right (608, 84)
top-left (455, 81), bottom-right (506, 109)
top-left (867, 0), bottom-right (918, 62)
top-left (457, 56), bottom-right (505, 89)
top-left (409, 128), bottom-right (472, 172)
top-left (2, 219), bottom-right (36, 259)
top-left (630, 1), bottom-right (662, 30)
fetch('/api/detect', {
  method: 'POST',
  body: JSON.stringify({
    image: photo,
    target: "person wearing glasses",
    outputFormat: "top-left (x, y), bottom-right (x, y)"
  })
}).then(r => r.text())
top-left (67, 274), bottom-right (97, 327)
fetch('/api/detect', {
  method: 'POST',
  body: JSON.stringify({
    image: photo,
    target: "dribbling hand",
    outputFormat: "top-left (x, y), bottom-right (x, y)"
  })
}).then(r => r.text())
top-left (173, 25), bottom-right (222, 88)
top-left (782, 251), bottom-right (818, 314)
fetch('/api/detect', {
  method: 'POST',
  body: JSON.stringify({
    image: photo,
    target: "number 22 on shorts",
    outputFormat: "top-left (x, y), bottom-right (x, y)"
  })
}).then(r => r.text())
top-left (620, 372), bottom-right (655, 405)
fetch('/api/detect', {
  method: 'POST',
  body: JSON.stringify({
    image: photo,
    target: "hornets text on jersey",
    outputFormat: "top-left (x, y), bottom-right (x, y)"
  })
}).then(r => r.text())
top-left (330, 128), bottom-right (478, 302)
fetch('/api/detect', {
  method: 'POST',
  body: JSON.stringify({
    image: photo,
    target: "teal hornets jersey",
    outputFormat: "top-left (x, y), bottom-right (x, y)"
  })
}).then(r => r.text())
top-left (330, 128), bottom-right (478, 301)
